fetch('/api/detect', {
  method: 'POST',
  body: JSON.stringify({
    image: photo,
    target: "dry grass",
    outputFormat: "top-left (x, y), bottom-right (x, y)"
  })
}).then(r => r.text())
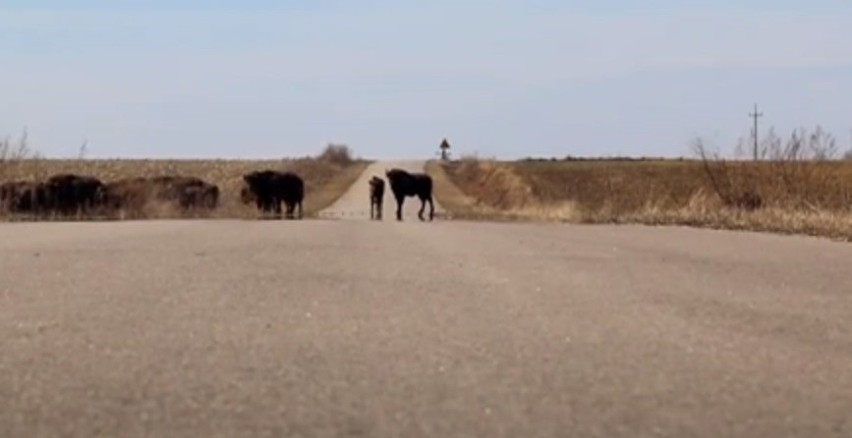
top-left (427, 160), bottom-right (580, 222)
top-left (0, 157), bottom-right (368, 220)
top-left (431, 158), bottom-right (852, 241)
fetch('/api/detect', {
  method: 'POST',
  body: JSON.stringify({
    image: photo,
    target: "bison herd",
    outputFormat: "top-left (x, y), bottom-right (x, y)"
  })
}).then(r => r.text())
top-left (0, 167), bottom-right (437, 222)
top-left (0, 170), bottom-right (305, 220)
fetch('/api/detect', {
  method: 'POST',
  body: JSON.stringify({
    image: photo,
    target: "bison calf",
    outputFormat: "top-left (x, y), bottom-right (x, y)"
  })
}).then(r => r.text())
top-left (369, 176), bottom-right (385, 220)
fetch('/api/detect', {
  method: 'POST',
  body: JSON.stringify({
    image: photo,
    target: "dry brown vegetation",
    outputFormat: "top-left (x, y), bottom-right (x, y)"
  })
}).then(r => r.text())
top-left (0, 140), bottom-right (368, 220)
top-left (430, 145), bottom-right (852, 241)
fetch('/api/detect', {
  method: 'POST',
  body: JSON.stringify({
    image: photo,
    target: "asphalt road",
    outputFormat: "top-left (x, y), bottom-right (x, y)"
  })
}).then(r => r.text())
top-left (1, 162), bottom-right (851, 437)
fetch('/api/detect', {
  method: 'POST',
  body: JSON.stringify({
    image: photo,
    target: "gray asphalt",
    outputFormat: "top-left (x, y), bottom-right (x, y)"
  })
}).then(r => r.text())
top-left (1, 162), bottom-right (851, 437)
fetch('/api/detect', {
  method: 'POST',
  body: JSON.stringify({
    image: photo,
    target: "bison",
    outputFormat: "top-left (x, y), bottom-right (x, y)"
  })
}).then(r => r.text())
top-left (369, 176), bottom-right (385, 220)
top-left (180, 181), bottom-right (220, 211)
top-left (1, 174), bottom-right (105, 217)
top-left (385, 168), bottom-right (434, 221)
top-left (102, 176), bottom-right (219, 217)
top-left (44, 174), bottom-right (106, 216)
top-left (102, 177), bottom-right (149, 213)
top-left (148, 176), bottom-right (219, 211)
top-left (241, 170), bottom-right (304, 219)
top-left (0, 181), bottom-right (49, 214)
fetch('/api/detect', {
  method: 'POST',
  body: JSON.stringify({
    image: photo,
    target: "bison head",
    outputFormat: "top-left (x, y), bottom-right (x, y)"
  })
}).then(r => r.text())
top-left (239, 186), bottom-right (255, 205)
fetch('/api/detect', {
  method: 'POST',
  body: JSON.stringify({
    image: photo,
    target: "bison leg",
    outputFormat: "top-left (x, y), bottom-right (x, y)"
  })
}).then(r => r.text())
top-left (258, 197), bottom-right (279, 219)
top-left (262, 199), bottom-right (274, 218)
top-left (273, 199), bottom-right (283, 220)
top-left (395, 195), bottom-right (404, 221)
top-left (371, 198), bottom-right (383, 220)
top-left (418, 197), bottom-right (426, 221)
top-left (417, 194), bottom-right (435, 221)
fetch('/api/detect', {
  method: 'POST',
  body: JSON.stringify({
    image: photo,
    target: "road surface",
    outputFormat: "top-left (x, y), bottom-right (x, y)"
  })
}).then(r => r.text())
top-left (1, 161), bottom-right (851, 437)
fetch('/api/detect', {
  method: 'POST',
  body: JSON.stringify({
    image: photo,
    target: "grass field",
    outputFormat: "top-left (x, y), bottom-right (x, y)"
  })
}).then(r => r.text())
top-left (0, 156), bottom-right (368, 220)
top-left (429, 158), bottom-right (852, 240)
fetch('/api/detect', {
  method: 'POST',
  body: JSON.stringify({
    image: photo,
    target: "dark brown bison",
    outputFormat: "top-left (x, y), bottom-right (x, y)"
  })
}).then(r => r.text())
top-left (369, 176), bottom-right (385, 220)
top-left (44, 174), bottom-right (106, 216)
top-left (102, 177), bottom-right (149, 212)
top-left (102, 176), bottom-right (219, 216)
top-left (385, 168), bottom-right (434, 221)
top-left (1, 174), bottom-right (105, 217)
top-left (0, 181), bottom-right (49, 214)
top-left (241, 170), bottom-right (304, 219)
top-left (148, 176), bottom-right (219, 211)
top-left (180, 181), bottom-right (220, 211)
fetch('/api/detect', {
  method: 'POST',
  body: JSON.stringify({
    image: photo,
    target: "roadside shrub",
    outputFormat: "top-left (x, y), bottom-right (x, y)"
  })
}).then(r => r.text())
top-left (692, 126), bottom-right (851, 212)
top-left (0, 129), bottom-right (36, 181)
top-left (317, 143), bottom-right (353, 166)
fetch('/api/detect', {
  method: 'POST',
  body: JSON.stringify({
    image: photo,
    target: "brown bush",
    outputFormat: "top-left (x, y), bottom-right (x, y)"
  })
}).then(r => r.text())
top-left (693, 127), bottom-right (852, 213)
top-left (317, 143), bottom-right (354, 166)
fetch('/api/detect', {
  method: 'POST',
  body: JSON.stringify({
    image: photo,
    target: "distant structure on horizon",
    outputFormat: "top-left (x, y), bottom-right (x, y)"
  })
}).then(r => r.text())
top-left (439, 138), bottom-right (451, 161)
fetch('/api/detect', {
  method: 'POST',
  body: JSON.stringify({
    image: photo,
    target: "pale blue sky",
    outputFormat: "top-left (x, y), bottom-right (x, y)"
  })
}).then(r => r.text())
top-left (2, 1), bottom-right (850, 159)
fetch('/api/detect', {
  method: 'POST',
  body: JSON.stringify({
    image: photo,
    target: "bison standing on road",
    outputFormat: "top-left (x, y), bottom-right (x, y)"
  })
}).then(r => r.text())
top-left (44, 174), bottom-right (106, 216)
top-left (102, 177), bottom-right (149, 213)
top-left (241, 170), bottom-right (304, 219)
top-left (102, 176), bottom-right (219, 216)
top-left (179, 181), bottom-right (220, 211)
top-left (149, 176), bottom-right (219, 211)
top-left (0, 181), bottom-right (49, 214)
top-left (385, 168), bottom-right (434, 222)
top-left (3, 173), bottom-right (219, 219)
top-left (1, 174), bottom-right (106, 217)
top-left (369, 176), bottom-right (385, 220)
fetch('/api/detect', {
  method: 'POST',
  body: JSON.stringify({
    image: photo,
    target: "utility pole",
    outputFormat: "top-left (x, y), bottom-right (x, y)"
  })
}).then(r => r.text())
top-left (748, 103), bottom-right (763, 161)
top-left (846, 129), bottom-right (852, 160)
